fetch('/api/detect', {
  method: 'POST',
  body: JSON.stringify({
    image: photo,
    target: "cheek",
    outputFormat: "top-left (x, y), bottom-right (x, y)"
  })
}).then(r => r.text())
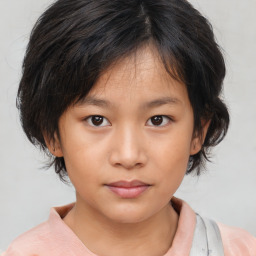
top-left (64, 146), bottom-right (102, 177)
top-left (62, 122), bottom-right (105, 161)
top-left (151, 132), bottom-right (192, 188)
top-left (153, 131), bottom-right (192, 167)
top-left (63, 142), bottom-right (102, 198)
top-left (60, 131), bottom-right (104, 182)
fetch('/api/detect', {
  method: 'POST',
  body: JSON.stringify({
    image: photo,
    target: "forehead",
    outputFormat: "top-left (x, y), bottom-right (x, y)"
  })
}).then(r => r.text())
top-left (80, 45), bottom-right (190, 107)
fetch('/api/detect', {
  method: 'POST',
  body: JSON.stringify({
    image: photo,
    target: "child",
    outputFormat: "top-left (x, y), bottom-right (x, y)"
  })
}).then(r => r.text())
top-left (3, 0), bottom-right (256, 255)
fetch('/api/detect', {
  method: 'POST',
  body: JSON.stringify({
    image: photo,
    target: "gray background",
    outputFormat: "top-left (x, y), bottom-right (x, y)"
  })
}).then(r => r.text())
top-left (1, 0), bottom-right (256, 252)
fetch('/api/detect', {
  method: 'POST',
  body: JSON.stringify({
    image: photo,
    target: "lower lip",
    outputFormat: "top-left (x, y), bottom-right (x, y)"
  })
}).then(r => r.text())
top-left (106, 185), bottom-right (150, 199)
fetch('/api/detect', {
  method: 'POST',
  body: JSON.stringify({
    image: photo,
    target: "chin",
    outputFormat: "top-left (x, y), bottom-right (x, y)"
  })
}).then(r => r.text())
top-left (104, 204), bottom-right (154, 224)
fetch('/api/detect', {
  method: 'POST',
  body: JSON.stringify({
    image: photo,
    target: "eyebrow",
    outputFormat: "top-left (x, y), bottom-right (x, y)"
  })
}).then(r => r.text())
top-left (142, 96), bottom-right (181, 109)
top-left (78, 96), bottom-right (181, 109)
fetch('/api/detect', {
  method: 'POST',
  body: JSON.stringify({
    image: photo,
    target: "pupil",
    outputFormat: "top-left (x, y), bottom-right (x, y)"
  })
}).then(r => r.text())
top-left (92, 116), bottom-right (103, 125)
top-left (152, 116), bottom-right (163, 125)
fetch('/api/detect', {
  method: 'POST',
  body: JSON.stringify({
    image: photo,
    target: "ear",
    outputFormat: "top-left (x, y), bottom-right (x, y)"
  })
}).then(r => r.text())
top-left (44, 132), bottom-right (63, 157)
top-left (190, 120), bottom-right (211, 155)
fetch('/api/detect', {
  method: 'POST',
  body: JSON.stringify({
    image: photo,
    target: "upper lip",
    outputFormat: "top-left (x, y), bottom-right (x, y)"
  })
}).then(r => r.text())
top-left (106, 180), bottom-right (150, 188)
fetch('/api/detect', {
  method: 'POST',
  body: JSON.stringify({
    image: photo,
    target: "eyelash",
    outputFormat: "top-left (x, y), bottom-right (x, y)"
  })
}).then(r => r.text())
top-left (84, 115), bottom-right (173, 128)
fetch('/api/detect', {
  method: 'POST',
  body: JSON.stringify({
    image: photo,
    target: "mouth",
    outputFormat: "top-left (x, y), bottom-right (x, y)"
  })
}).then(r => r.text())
top-left (105, 180), bottom-right (151, 199)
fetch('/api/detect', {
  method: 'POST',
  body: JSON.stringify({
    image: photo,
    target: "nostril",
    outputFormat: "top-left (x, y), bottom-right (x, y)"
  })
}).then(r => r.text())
top-left (115, 162), bottom-right (142, 170)
top-left (108, 134), bottom-right (148, 169)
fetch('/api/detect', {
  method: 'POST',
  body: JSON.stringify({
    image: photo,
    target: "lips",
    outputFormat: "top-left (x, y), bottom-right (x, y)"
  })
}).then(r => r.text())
top-left (105, 180), bottom-right (151, 198)
top-left (108, 180), bottom-right (149, 188)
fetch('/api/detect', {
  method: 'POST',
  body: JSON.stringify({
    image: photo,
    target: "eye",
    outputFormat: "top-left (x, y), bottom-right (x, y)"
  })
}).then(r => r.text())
top-left (146, 115), bottom-right (171, 127)
top-left (85, 115), bottom-right (110, 127)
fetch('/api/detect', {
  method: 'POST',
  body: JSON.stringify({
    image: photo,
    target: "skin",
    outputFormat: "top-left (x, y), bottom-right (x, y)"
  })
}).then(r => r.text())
top-left (46, 45), bottom-right (209, 256)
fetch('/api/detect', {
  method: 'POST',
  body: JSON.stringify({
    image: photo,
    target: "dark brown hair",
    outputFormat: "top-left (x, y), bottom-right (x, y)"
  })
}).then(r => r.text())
top-left (17, 0), bottom-right (229, 182)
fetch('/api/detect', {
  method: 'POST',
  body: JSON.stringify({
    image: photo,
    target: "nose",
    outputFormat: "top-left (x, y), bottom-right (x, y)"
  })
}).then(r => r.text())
top-left (108, 125), bottom-right (148, 170)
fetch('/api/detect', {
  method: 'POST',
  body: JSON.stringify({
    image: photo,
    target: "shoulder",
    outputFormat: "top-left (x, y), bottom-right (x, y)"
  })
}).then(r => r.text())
top-left (2, 221), bottom-right (54, 255)
top-left (2, 203), bottom-right (83, 256)
top-left (218, 222), bottom-right (256, 256)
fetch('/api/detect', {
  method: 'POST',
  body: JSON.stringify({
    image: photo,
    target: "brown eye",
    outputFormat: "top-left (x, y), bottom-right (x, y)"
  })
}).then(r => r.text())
top-left (147, 115), bottom-right (171, 127)
top-left (92, 116), bottom-right (103, 126)
top-left (86, 116), bottom-right (110, 127)
top-left (151, 116), bottom-right (163, 126)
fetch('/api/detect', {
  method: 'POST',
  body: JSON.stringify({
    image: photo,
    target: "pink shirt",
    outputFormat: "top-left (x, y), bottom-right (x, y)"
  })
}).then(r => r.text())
top-left (2, 197), bottom-right (256, 255)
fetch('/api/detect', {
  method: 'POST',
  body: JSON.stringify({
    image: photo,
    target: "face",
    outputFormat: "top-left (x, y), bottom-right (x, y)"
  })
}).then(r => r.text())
top-left (51, 46), bottom-right (204, 223)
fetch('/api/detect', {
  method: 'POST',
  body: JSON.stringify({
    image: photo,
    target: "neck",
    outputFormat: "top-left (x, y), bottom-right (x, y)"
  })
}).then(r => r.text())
top-left (63, 197), bottom-right (179, 256)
